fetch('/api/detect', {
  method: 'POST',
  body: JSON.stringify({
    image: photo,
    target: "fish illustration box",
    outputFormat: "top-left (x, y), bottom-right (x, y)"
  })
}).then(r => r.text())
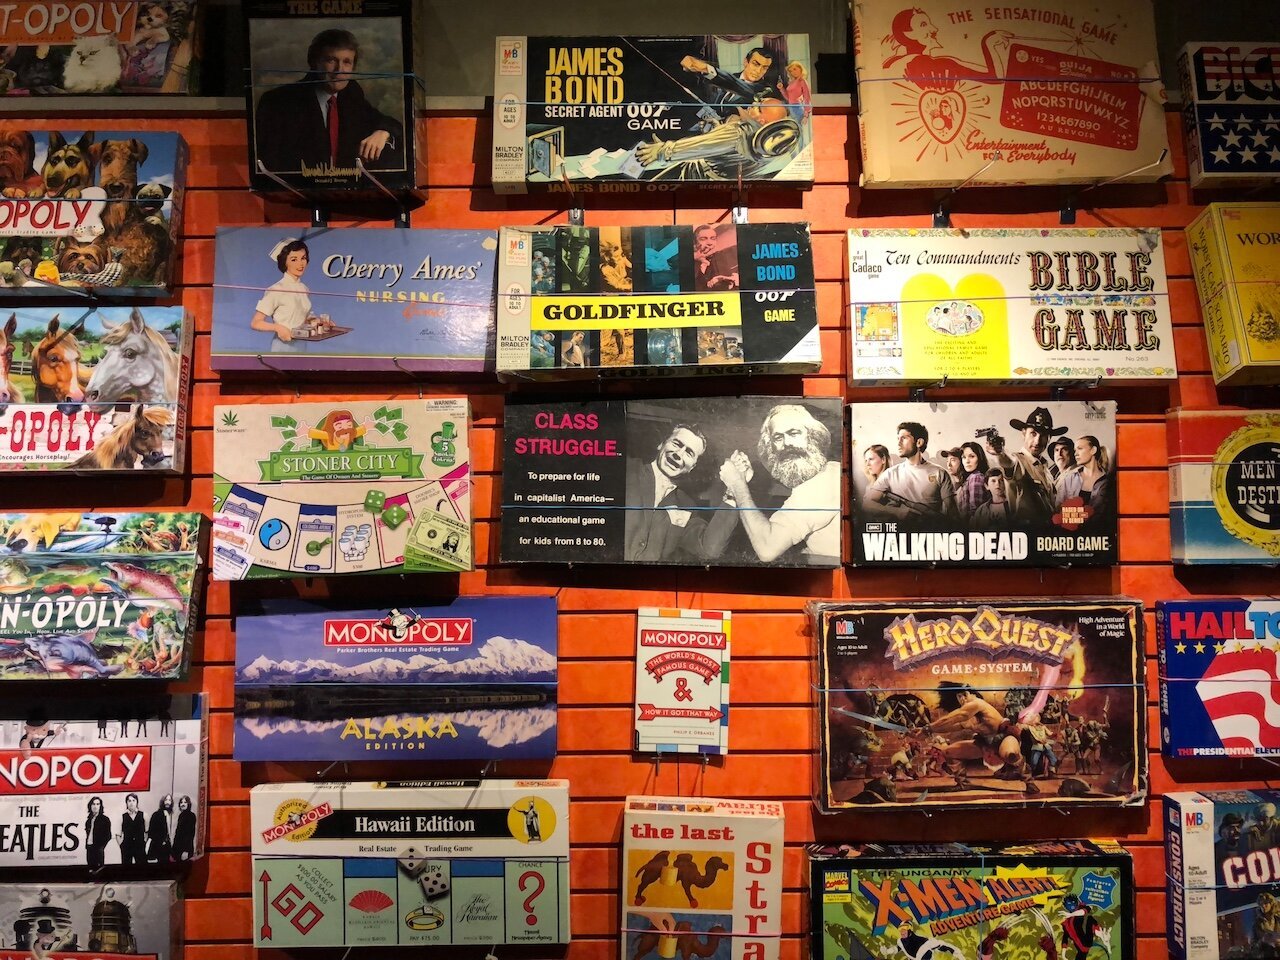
top-left (1179, 44), bottom-right (1280, 189)
top-left (495, 223), bottom-right (819, 379)
top-left (811, 599), bottom-right (1146, 813)
top-left (501, 396), bottom-right (842, 569)
top-left (211, 398), bottom-right (471, 580)
top-left (848, 228), bottom-right (1176, 385)
top-left (810, 840), bottom-right (1135, 960)
top-left (622, 796), bottom-right (783, 960)
top-left (492, 35), bottom-right (814, 194)
top-left (0, 131), bottom-right (186, 297)
top-left (211, 227), bottom-right (498, 374)
top-left (1168, 409), bottom-right (1280, 565)
top-left (250, 779), bottom-right (570, 948)
top-left (233, 597), bottom-right (558, 762)
top-left (0, 880), bottom-right (181, 958)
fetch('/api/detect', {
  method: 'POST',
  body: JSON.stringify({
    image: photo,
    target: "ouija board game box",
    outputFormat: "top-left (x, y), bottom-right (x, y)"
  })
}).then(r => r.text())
top-left (1179, 43), bottom-right (1280, 189)
top-left (811, 599), bottom-right (1146, 813)
top-left (0, 881), bottom-right (181, 958)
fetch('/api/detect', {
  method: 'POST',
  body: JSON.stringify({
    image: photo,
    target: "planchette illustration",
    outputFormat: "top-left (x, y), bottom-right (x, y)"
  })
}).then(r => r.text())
top-left (918, 90), bottom-right (966, 144)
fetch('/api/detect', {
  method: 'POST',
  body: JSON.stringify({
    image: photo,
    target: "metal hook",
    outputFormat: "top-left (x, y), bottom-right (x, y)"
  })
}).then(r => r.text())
top-left (933, 152), bottom-right (1002, 228)
top-left (315, 760), bottom-right (348, 780)
top-left (255, 353), bottom-right (300, 397)
top-left (391, 357), bottom-right (423, 398)
top-left (559, 168), bottom-right (584, 225)
top-left (1060, 149), bottom-right (1169, 223)
top-left (355, 158), bottom-right (410, 227)
top-left (480, 759), bottom-right (496, 779)
top-left (255, 159), bottom-right (315, 206)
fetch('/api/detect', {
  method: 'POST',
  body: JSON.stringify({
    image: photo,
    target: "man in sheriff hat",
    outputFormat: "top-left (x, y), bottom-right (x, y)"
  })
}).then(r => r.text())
top-left (983, 406), bottom-right (1068, 526)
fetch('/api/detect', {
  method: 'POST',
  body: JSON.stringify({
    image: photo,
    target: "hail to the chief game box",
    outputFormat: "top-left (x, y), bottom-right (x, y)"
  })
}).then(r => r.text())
top-left (1179, 44), bottom-right (1280, 189)
top-left (501, 396), bottom-right (842, 569)
top-left (622, 796), bottom-right (783, 960)
top-left (211, 399), bottom-right (471, 580)
top-left (251, 779), bottom-right (570, 949)
top-left (852, 0), bottom-right (1173, 187)
top-left (211, 227), bottom-right (498, 374)
top-left (1168, 409), bottom-right (1280, 565)
top-left (492, 34), bottom-right (815, 193)
top-left (496, 222), bottom-right (819, 380)
top-left (811, 599), bottom-right (1146, 813)
top-left (634, 608), bottom-right (730, 756)
top-left (848, 228), bottom-right (1176, 385)
top-left (811, 840), bottom-right (1135, 960)
top-left (233, 597), bottom-right (558, 763)
top-left (0, 881), bottom-right (181, 959)
top-left (0, 130), bottom-right (186, 297)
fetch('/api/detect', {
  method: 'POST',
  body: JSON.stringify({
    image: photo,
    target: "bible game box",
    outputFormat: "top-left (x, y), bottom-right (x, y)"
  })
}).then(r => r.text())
top-left (1179, 44), bottom-right (1280, 189)
top-left (0, 881), bottom-right (181, 958)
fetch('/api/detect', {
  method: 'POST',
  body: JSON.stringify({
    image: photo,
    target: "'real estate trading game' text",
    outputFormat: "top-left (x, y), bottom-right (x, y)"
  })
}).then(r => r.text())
top-left (1179, 43), bottom-right (1280, 189)
top-left (0, 880), bottom-right (182, 959)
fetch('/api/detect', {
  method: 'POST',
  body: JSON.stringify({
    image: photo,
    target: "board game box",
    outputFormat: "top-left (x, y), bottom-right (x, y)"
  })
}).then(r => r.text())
top-left (1179, 44), bottom-right (1280, 189)
top-left (849, 400), bottom-right (1118, 566)
top-left (622, 796), bottom-right (782, 960)
top-left (848, 228), bottom-right (1176, 384)
top-left (0, 880), bottom-right (181, 958)
top-left (812, 599), bottom-right (1146, 813)
top-left (492, 34), bottom-right (814, 193)
top-left (250, 779), bottom-right (570, 948)
top-left (211, 398), bottom-right (471, 580)
top-left (853, 0), bottom-right (1173, 187)
top-left (811, 840), bottom-right (1135, 960)
top-left (1168, 408), bottom-right (1280, 565)
top-left (233, 597), bottom-right (558, 762)
top-left (501, 396), bottom-right (842, 568)
top-left (633, 608), bottom-right (730, 756)
top-left (211, 227), bottom-right (497, 373)
top-left (496, 222), bottom-right (819, 379)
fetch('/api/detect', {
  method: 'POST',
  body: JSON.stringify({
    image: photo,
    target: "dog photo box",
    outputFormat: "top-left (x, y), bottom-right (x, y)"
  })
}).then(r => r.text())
top-left (1179, 44), bottom-right (1280, 189)
top-left (0, 880), bottom-right (181, 958)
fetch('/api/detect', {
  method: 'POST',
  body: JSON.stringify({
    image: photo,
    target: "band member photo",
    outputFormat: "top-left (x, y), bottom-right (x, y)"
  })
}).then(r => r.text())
top-left (85, 796), bottom-right (111, 872)
top-left (117, 792), bottom-right (147, 866)
top-left (147, 793), bottom-right (176, 863)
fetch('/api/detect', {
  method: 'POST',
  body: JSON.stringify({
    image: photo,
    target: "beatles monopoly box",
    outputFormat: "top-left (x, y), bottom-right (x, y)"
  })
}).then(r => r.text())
top-left (1168, 409), bottom-right (1280, 565)
top-left (634, 608), bottom-right (730, 755)
top-left (1179, 44), bottom-right (1280, 189)
top-left (0, 881), bottom-right (181, 958)
top-left (622, 796), bottom-right (782, 960)
top-left (211, 399), bottom-right (471, 580)
top-left (812, 599), bottom-right (1146, 813)
top-left (233, 597), bottom-right (558, 762)
top-left (496, 222), bottom-right (819, 379)
top-left (0, 131), bottom-right (186, 297)
top-left (492, 35), bottom-right (815, 193)
top-left (251, 779), bottom-right (570, 948)
top-left (211, 227), bottom-right (497, 374)
top-left (501, 396), bottom-right (842, 568)
top-left (0, 692), bottom-right (206, 872)
top-left (811, 840), bottom-right (1135, 960)
top-left (848, 228), bottom-right (1176, 384)
top-left (853, 0), bottom-right (1173, 187)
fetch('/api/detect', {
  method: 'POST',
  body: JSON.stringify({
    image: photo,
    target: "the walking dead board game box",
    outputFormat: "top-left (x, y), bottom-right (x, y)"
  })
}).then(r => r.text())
top-left (250, 779), bottom-right (570, 948)
top-left (492, 34), bottom-right (815, 193)
top-left (496, 222), bottom-right (819, 379)
top-left (811, 599), bottom-right (1146, 813)
top-left (233, 597), bottom-right (558, 763)
top-left (849, 401), bottom-right (1118, 567)
top-left (0, 510), bottom-right (203, 681)
top-left (810, 840), bottom-right (1135, 960)
top-left (1158, 599), bottom-right (1280, 759)
top-left (0, 692), bottom-right (206, 872)
top-left (501, 396), bottom-right (842, 569)
top-left (211, 399), bottom-right (472, 580)
top-left (1178, 44), bottom-right (1280, 189)
top-left (622, 796), bottom-right (782, 960)
top-left (1168, 409), bottom-right (1280, 565)
top-left (633, 608), bottom-right (730, 756)
top-left (0, 880), bottom-right (181, 958)
top-left (847, 228), bottom-right (1176, 385)
top-left (211, 227), bottom-right (498, 373)
top-left (852, 0), bottom-right (1173, 187)
top-left (0, 130), bottom-right (186, 297)
top-left (1187, 204), bottom-right (1280, 386)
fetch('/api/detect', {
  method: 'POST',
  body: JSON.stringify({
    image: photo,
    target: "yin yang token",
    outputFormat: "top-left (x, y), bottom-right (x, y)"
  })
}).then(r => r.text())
top-left (259, 518), bottom-right (290, 550)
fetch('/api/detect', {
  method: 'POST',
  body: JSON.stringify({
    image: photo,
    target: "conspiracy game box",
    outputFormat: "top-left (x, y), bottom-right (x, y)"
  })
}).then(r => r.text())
top-left (233, 597), bottom-right (558, 762)
top-left (496, 222), bottom-right (819, 379)
top-left (622, 796), bottom-right (782, 960)
top-left (0, 880), bottom-right (181, 958)
top-left (250, 779), bottom-right (570, 948)
top-left (853, 0), bottom-right (1173, 187)
top-left (492, 35), bottom-right (814, 193)
top-left (501, 396), bottom-right (842, 568)
top-left (848, 228), bottom-right (1176, 384)
top-left (1179, 44), bottom-right (1280, 189)
top-left (849, 400), bottom-right (1118, 566)
top-left (634, 608), bottom-right (730, 756)
top-left (812, 599), bottom-right (1146, 813)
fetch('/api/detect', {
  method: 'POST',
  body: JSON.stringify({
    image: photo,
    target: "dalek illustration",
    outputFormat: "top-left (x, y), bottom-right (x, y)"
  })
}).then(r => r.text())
top-left (14, 888), bottom-right (74, 951)
top-left (87, 886), bottom-right (138, 953)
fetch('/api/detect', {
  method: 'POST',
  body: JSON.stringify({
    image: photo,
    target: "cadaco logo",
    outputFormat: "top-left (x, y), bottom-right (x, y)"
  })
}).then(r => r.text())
top-left (322, 612), bottom-right (473, 647)
top-left (0, 747), bottom-right (152, 795)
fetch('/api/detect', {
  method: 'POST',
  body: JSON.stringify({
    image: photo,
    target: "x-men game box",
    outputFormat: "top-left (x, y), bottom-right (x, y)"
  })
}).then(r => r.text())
top-left (501, 396), bottom-right (842, 568)
top-left (492, 35), bottom-right (815, 193)
top-left (233, 597), bottom-right (558, 763)
top-left (811, 840), bottom-right (1135, 960)
top-left (496, 222), bottom-right (819, 380)
top-left (0, 881), bottom-right (181, 958)
top-left (1179, 44), bottom-right (1280, 189)
top-left (811, 599), bottom-right (1146, 814)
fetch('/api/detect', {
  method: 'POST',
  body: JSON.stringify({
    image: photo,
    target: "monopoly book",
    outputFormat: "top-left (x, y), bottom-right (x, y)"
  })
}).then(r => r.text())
top-left (0, 881), bottom-right (180, 958)
top-left (501, 396), bottom-right (842, 568)
top-left (496, 222), bottom-right (819, 379)
top-left (812, 599), bottom-right (1146, 813)
top-left (233, 597), bottom-right (558, 762)
top-left (1179, 44), bottom-right (1280, 189)
top-left (634, 608), bottom-right (730, 756)
top-left (492, 34), bottom-right (814, 193)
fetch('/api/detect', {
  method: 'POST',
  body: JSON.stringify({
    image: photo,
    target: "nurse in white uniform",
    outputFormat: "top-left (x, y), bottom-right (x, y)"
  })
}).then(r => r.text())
top-left (250, 238), bottom-right (315, 354)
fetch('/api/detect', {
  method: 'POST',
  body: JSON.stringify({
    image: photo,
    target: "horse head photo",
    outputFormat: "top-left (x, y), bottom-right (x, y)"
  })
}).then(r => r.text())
top-left (74, 405), bottom-right (174, 470)
top-left (33, 315), bottom-right (90, 405)
top-left (0, 313), bottom-right (22, 404)
top-left (86, 307), bottom-right (178, 403)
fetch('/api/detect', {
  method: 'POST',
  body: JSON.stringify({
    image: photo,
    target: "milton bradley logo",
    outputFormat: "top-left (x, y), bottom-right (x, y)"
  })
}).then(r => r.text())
top-left (639, 628), bottom-right (727, 649)
top-left (885, 607), bottom-right (1077, 670)
top-left (500, 40), bottom-right (524, 75)
top-left (323, 611), bottom-right (473, 647)
top-left (262, 800), bottom-right (334, 844)
top-left (0, 747), bottom-right (150, 796)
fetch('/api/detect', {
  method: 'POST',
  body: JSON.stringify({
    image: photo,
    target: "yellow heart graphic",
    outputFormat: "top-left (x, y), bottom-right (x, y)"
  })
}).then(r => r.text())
top-left (901, 273), bottom-right (1010, 380)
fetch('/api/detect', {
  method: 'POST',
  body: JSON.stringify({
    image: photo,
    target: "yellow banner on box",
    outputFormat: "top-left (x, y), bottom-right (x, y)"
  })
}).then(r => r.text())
top-left (530, 293), bottom-right (740, 330)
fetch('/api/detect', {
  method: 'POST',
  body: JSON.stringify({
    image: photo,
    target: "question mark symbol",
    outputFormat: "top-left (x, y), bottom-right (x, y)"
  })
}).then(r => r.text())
top-left (518, 870), bottom-right (545, 927)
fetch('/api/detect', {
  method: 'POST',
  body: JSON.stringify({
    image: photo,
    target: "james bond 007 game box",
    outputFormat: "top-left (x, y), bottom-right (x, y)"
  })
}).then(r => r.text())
top-left (1179, 44), bottom-right (1280, 189)
top-left (492, 35), bottom-right (814, 193)
top-left (0, 881), bottom-right (181, 958)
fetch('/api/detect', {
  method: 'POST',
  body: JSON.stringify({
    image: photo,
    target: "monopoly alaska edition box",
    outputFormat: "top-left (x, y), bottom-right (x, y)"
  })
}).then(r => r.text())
top-left (1179, 43), bottom-right (1280, 189)
top-left (0, 881), bottom-right (181, 959)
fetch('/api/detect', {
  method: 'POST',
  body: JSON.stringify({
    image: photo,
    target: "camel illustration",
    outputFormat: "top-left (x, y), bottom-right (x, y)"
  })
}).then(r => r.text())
top-left (632, 921), bottom-right (727, 960)
top-left (633, 851), bottom-right (731, 907)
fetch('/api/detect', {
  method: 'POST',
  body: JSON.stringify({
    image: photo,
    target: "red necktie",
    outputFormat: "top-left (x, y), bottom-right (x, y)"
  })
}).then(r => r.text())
top-left (327, 94), bottom-right (339, 163)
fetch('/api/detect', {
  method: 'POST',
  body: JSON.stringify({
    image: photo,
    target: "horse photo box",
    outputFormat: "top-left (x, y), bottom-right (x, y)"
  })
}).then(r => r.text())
top-left (1179, 44), bottom-right (1280, 189)
top-left (0, 881), bottom-right (181, 959)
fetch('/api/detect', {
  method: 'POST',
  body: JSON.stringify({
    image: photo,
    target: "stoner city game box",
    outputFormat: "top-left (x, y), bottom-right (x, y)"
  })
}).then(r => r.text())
top-left (811, 599), bottom-right (1146, 813)
top-left (492, 35), bottom-right (815, 193)
top-left (1179, 44), bottom-right (1280, 189)
top-left (0, 880), bottom-right (181, 959)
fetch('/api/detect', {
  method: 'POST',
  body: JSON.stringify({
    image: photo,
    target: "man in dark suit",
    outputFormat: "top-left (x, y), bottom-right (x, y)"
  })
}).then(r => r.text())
top-left (117, 793), bottom-right (147, 866)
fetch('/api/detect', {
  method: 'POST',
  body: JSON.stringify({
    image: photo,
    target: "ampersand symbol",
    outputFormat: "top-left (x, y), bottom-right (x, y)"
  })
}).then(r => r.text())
top-left (672, 677), bottom-right (693, 702)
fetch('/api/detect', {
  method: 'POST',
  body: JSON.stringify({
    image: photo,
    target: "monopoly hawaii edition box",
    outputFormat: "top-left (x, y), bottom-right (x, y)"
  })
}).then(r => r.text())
top-left (0, 881), bottom-right (181, 958)
top-left (1179, 43), bottom-right (1280, 189)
